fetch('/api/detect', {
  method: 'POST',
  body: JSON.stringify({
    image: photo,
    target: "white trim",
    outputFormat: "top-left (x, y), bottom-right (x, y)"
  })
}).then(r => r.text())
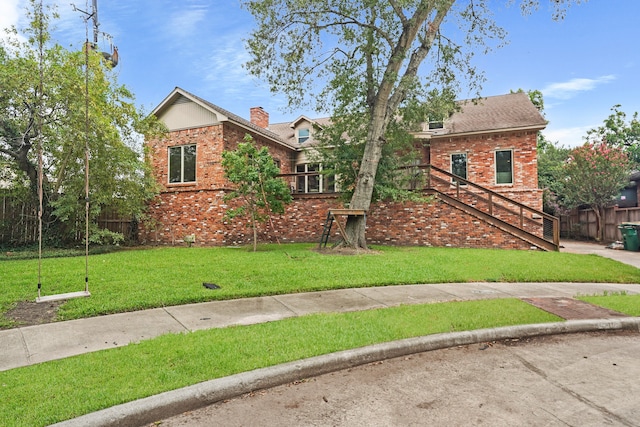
top-left (168, 144), bottom-right (197, 184)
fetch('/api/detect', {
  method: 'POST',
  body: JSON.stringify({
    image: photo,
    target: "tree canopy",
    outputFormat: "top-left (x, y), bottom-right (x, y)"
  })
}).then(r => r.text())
top-left (244, 0), bottom-right (583, 248)
top-left (537, 135), bottom-right (570, 215)
top-left (562, 142), bottom-right (632, 241)
top-left (0, 1), bottom-right (164, 244)
top-left (585, 105), bottom-right (640, 164)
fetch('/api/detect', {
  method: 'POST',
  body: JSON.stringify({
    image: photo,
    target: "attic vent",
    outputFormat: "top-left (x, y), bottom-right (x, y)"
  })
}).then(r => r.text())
top-left (173, 95), bottom-right (193, 105)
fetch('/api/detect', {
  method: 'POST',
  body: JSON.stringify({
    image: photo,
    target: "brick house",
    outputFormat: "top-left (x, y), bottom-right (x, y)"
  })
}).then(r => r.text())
top-left (142, 87), bottom-right (558, 250)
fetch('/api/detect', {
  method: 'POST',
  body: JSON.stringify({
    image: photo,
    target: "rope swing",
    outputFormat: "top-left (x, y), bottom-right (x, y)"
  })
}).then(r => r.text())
top-left (36, 0), bottom-right (94, 303)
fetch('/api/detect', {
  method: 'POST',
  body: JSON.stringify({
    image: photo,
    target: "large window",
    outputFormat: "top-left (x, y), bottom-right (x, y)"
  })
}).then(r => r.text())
top-left (495, 150), bottom-right (513, 184)
top-left (296, 163), bottom-right (335, 193)
top-left (169, 144), bottom-right (196, 183)
top-left (451, 153), bottom-right (467, 183)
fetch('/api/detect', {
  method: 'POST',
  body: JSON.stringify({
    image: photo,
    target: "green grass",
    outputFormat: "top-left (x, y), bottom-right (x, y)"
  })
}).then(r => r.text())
top-left (578, 294), bottom-right (640, 316)
top-left (2, 243), bottom-right (639, 326)
top-left (0, 298), bottom-right (561, 426)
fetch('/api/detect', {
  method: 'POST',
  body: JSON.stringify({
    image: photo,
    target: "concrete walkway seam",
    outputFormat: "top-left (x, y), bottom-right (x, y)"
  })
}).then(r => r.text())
top-left (52, 317), bottom-right (640, 427)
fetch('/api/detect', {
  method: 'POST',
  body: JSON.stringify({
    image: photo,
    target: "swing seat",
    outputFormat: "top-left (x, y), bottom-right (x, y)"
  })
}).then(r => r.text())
top-left (36, 290), bottom-right (91, 304)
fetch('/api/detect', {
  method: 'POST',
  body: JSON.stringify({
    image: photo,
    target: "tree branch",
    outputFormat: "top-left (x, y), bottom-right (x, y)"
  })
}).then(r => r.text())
top-left (387, 1), bottom-right (454, 117)
top-left (388, 0), bottom-right (408, 25)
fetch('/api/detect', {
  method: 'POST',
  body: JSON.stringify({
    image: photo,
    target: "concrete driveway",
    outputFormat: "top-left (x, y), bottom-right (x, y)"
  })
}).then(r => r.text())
top-left (561, 239), bottom-right (640, 268)
top-left (153, 331), bottom-right (640, 427)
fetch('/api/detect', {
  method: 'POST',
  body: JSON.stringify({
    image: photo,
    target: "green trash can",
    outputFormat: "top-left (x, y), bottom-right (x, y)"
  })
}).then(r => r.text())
top-left (618, 223), bottom-right (640, 251)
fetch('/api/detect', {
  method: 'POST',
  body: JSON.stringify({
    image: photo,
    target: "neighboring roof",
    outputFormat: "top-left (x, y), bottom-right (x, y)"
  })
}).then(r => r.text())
top-left (152, 87), bottom-right (297, 150)
top-left (429, 92), bottom-right (548, 137)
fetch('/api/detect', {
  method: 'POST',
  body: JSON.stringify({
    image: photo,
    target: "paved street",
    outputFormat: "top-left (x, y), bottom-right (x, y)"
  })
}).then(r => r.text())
top-left (153, 331), bottom-right (640, 427)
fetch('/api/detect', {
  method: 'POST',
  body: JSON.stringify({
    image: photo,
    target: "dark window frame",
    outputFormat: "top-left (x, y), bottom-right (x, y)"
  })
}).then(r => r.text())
top-left (451, 153), bottom-right (468, 184)
top-left (495, 149), bottom-right (513, 185)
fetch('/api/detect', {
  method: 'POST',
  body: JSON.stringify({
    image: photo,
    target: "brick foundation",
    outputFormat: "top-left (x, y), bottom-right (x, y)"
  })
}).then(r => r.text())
top-left (140, 191), bottom-right (536, 250)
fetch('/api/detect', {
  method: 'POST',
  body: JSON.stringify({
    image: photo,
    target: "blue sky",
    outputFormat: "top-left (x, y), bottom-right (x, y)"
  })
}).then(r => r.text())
top-left (2, 0), bottom-right (639, 147)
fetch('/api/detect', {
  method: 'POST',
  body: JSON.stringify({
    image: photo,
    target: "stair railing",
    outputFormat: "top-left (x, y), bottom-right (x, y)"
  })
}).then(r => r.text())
top-left (415, 164), bottom-right (559, 249)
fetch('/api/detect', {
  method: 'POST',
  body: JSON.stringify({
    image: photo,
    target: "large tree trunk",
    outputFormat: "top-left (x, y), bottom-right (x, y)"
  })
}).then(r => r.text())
top-left (343, 115), bottom-right (388, 249)
top-left (339, 1), bottom-right (454, 250)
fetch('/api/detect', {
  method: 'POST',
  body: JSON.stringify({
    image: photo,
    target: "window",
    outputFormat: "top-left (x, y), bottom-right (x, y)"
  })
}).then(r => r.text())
top-left (495, 150), bottom-right (513, 184)
top-left (298, 128), bottom-right (310, 144)
top-left (296, 163), bottom-right (335, 193)
top-left (451, 153), bottom-right (467, 183)
top-left (428, 115), bottom-right (444, 130)
top-left (169, 144), bottom-right (196, 183)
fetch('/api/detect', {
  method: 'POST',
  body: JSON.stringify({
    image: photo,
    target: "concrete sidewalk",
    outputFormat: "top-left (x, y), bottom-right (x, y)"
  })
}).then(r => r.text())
top-left (2, 281), bottom-right (639, 372)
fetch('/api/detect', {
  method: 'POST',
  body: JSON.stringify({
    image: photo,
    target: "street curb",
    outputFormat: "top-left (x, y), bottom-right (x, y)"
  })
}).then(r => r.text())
top-left (52, 318), bottom-right (640, 427)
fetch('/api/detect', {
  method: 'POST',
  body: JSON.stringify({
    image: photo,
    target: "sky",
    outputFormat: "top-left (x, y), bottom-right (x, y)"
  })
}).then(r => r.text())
top-left (2, 0), bottom-right (639, 147)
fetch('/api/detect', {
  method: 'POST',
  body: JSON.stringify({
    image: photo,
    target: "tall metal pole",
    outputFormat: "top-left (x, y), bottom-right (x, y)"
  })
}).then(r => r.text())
top-left (36, 0), bottom-right (45, 300)
top-left (84, 0), bottom-right (91, 294)
top-left (92, 0), bottom-right (99, 44)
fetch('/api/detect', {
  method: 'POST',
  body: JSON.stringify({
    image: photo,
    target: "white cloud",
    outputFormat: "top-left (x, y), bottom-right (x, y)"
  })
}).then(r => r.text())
top-left (201, 34), bottom-right (254, 94)
top-left (542, 125), bottom-right (594, 148)
top-left (0, 0), bottom-right (22, 32)
top-left (0, 0), bottom-right (26, 42)
top-left (167, 7), bottom-right (208, 39)
top-left (542, 75), bottom-right (616, 100)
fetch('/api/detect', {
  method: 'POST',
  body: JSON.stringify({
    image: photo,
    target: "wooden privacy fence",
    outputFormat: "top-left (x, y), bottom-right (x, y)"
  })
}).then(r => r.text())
top-left (0, 196), bottom-right (38, 245)
top-left (0, 194), bottom-right (134, 246)
top-left (561, 206), bottom-right (640, 242)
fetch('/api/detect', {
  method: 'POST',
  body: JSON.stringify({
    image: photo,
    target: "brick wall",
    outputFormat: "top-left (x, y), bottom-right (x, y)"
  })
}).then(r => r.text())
top-left (143, 126), bottom-right (541, 249)
top-left (147, 124), bottom-right (294, 194)
top-left (429, 130), bottom-right (540, 209)
top-left (140, 190), bottom-right (535, 250)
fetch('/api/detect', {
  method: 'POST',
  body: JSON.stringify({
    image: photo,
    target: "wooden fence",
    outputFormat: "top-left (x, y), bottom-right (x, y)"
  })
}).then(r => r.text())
top-left (0, 194), bottom-right (134, 246)
top-left (0, 196), bottom-right (38, 245)
top-left (560, 206), bottom-right (640, 242)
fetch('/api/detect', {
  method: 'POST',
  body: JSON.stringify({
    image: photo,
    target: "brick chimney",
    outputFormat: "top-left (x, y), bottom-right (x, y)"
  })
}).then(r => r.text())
top-left (250, 106), bottom-right (269, 129)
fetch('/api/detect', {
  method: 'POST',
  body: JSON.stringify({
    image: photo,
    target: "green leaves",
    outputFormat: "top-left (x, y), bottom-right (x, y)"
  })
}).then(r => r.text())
top-left (586, 105), bottom-right (640, 164)
top-left (562, 142), bottom-right (632, 209)
top-left (0, 0), bottom-right (165, 244)
top-left (221, 135), bottom-right (293, 250)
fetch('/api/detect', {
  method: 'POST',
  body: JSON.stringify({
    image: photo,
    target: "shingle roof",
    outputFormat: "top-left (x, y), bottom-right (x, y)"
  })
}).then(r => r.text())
top-left (441, 92), bottom-right (547, 135)
top-left (155, 89), bottom-right (545, 149)
top-left (268, 92), bottom-right (546, 143)
top-left (269, 117), bottom-right (332, 147)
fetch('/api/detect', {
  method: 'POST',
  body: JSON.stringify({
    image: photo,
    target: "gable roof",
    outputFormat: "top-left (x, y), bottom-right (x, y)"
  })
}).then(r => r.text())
top-left (269, 117), bottom-right (332, 147)
top-left (152, 89), bottom-right (546, 149)
top-left (424, 92), bottom-right (547, 137)
top-left (152, 87), bottom-right (297, 150)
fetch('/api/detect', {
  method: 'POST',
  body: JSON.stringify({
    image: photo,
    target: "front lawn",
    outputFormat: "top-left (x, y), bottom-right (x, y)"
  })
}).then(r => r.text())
top-left (2, 244), bottom-right (639, 326)
top-left (578, 294), bottom-right (640, 316)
